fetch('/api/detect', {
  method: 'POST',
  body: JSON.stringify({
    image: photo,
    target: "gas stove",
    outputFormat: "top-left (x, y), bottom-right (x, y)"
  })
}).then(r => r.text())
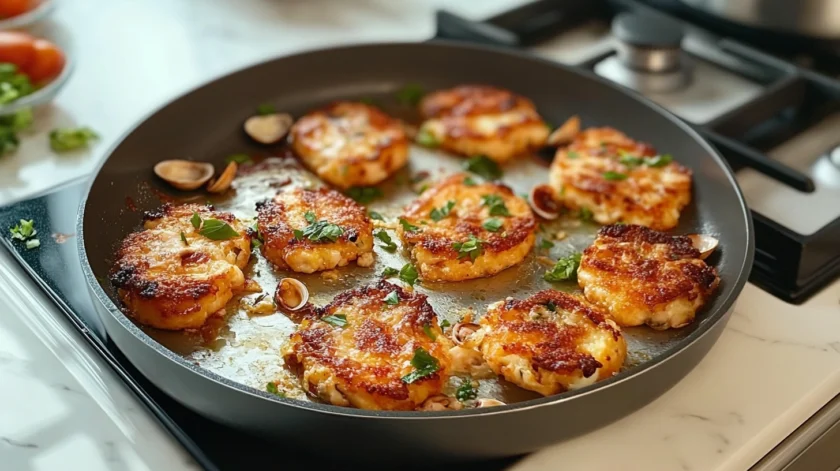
top-left (436, 0), bottom-right (840, 304)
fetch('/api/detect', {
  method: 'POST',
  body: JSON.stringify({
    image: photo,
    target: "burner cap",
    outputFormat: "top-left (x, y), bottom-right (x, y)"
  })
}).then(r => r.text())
top-left (612, 12), bottom-right (684, 49)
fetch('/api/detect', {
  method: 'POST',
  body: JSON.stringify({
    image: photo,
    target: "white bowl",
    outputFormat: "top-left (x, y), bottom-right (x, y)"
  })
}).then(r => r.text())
top-left (0, 0), bottom-right (55, 30)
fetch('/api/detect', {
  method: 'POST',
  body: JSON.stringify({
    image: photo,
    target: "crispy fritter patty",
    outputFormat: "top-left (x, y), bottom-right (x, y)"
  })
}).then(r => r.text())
top-left (282, 280), bottom-right (452, 410)
top-left (398, 173), bottom-right (536, 282)
top-left (549, 127), bottom-right (692, 230)
top-left (464, 290), bottom-right (626, 396)
top-left (289, 101), bottom-right (409, 189)
top-left (578, 224), bottom-right (721, 330)
top-left (256, 187), bottom-right (374, 274)
top-left (418, 85), bottom-right (549, 163)
top-left (110, 204), bottom-right (251, 330)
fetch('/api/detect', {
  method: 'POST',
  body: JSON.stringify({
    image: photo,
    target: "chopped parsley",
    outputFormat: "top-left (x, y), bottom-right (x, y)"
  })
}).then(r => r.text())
top-left (190, 212), bottom-right (201, 229)
top-left (430, 200), bottom-right (455, 222)
top-left (463, 176), bottom-right (477, 186)
top-left (194, 217), bottom-right (240, 240)
top-left (416, 128), bottom-right (439, 147)
top-left (453, 235), bottom-right (483, 261)
top-left (395, 83), bottom-right (425, 106)
top-left (455, 378), bottom-right (478, 402)
top-left (9, 219), bottom-right (36, 240)
top-left (539, 239), bottom-right (554, 250)
top-left (266, 382), bottom-right (286, 397)
top-left (384, 290), bottom-right (400, 305)
top-left (374, 229), bottom-right (397, 252)
top-left (399, 262), bottom-right (419, 286)
top-left (225, 153), bottom-right (252, 165)
top-left (345, 186), bottom-right (383, 204)
top-left (49, 127), bottom-right (99, 152)
top-left (567, 151), bottom-right (579, 159)
top-left (578, 207), bottom-right (593, 222)
top-left (296, 218), bottom-right (343, 243)
top-left (180, 231), bottom-right (189, 245)
top-left (322, 314), bottom-right (348, 328)
top-left (422, 323), bottom-right (436, 340)
top-left (256, 103), bottom-right (276, 116)
top-left (399, 218), bottom-right (420, 233)
top-left (618, 154), bottom-right (644, 166)
top-left (463, 155), bottom-right (502, 180)
top-left (401, 347), bottom-right (440, 384)
top-left (439, 319), bottom-right (451, 329)
top-left (250, 222), bottom-right (263, 249)
top-left (618, 151), bottom-right (673, 168)
top-left (645, 154), bottom-right (673, 167)
top-left (25, 239), bottom-right (40, 250)
top-left (603, 171), bottom-right (628, 181)
top-left (481, 194), bottom-right (510, 217)
top-left (545, 300), bottom-right (557, 311)
top-left (368, 211), bottom-right (384, 221)
top-left (382, 267), bottom-right (399, 277)
top-left (482, 218), bottom-right (503, 232)
top-left (304, 211), bottom-right (316, 224)
top-left (544, 252), bottom-right (582, 282)
top-left (0, 63), bottom-right (34, 105)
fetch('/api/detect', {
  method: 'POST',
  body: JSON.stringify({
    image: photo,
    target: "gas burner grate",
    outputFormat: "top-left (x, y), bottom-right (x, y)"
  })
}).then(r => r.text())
top-left (433, 0), bottom-right (840, 303)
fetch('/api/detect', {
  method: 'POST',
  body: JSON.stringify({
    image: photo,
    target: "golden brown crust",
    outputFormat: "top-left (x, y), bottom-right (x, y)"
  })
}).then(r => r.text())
top-left (549, 127), bottom-right (692, 231)
top-left (472, 290), bottom-right (626, 396)
top-left (398, 173), bottom-right (536, 282)
top-left (257, 187), bottom-right (374, 273)
top-left (578, 224), bottom-right (721, 330)
top-left (418, 85), bottom-right (549, 163)
top-left (110, 204), bottom-right (251, 330)
top-left (289, 101), bottom-right (408, 188)
top-left (283, 280), bottom-right (452, 410)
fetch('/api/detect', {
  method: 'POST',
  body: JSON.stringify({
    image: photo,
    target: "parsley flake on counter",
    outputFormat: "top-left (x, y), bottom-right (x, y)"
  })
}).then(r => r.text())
top-left (384, 290), bottom-right (400, 305)
top-left (322, 314), bottom-right (348, 328)
top-left (401, 347), bottom-right (440, 384)
top-left (481, 194), bottom-right (510, 217)
top-left (382, 267), bottom-right (399, 278)
top-left (463, 155), bottom-right (502, 180)
top-left (482, 218), bottom-right (503, 232)
top-left (395, 83), bottom-right (425, 106)
top-left (199, 218), bottom-right (240, 240)
top-left (49, 127), bottom-right (99, 152)
top-left (455, 378), bottom-right (478, 402)
top-left (374, 229), bottom-right (397, 252)
top-left (345, 186), bottom-right (383, 204)
top-left (544, 252), bottom-right (582, 282)
top-left (225, 153), bottom-right (252, 165)
top-left (399, 218), bottom-right (420, 233)
top-left (603, 171), bottom-right (628, 181)
top-left (453, 235), bottom-right (483, 261)
top-left (9, 219), bottom-right (36, 240)
top-left (430, 200), bottom-right (455, 222)
top-left (399, 262), bottom-right (419, 286)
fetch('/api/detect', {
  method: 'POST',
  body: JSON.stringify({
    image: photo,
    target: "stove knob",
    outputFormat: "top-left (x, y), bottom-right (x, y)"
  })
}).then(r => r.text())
top-left (613, 12), bottom-right (684, 73)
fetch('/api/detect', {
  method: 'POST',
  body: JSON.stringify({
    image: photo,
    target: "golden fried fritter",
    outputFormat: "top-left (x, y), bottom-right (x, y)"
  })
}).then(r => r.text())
top-left (282, 280), bottom-right (452, 410)
top-left (289, 101), bottom-right (409, 189)
top-left (549, 127), bottom-right (692, 230)
top-left (110, 204), bottom-right (251, 330)
top-left (257, 187), bottom-right (374, 274)
top-left (418, 85), bottom-right (549, 163)
top-left (398, 173), bottom-right (536, 282)
top-left (462, 290), bottom-right (626, 396)
top-left (578, 224), bottom-right (720, 330)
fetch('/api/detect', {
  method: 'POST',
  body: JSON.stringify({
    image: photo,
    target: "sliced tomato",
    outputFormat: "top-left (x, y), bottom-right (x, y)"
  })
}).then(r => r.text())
top-left (0, 0), bottom-right (39, 19)
top-left (0, 31), bottom-right (35, 70)
top-left (25, 39), bottom-right (64, 83)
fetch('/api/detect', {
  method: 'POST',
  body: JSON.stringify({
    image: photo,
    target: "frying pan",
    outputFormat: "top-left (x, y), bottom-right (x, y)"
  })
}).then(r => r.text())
top-left (78, 42), bottom-right (753, 462)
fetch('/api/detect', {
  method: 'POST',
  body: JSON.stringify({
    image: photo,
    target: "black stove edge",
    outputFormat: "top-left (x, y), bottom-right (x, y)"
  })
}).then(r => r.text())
top-left (0, 238), bottom-right (219, 471)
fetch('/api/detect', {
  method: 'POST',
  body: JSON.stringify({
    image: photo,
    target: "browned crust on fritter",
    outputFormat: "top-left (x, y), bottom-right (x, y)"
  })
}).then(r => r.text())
top-left (582, 224), bottom-right (719, 308)
top-left (401, 173), bottom-right (536, 257)
top-left (284, 280), bottom-right (449, 407)
top-left (484, 290), bottom-right (618, 376)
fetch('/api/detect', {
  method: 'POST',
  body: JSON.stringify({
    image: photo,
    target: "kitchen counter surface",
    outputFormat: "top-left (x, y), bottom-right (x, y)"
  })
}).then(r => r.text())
top-left (2, 1), bottom-right (839, 470)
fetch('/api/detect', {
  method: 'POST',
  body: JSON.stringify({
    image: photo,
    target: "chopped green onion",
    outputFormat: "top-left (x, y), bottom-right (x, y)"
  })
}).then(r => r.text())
top-left (25, 239), bottom-right (40, 250)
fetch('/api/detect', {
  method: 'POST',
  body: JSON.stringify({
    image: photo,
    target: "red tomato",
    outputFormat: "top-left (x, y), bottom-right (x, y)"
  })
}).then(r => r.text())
top-left (0, 31), bottom-right (35, 70)
top-left (0, 0), bottom-right (39, 19)
top-left (24, 39), bottom-right (64, 83)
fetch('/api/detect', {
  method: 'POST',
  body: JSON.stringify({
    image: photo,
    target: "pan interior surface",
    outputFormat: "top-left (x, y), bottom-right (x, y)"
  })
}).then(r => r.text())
top-left (80, 42), bottom-right (752, 417)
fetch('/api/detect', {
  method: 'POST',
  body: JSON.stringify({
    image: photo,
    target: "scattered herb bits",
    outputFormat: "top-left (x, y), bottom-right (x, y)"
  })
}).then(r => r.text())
top-left (399, 262), bottom-right (419, 286)
top-left (296, 214), bottom-right (344, 243)
top-left (422, 323), bottom-right (437, 340)
top-left (401, 347), bottom-right (440, 384)
top-left (382, 267), bottom-right (399, 277)
top-left (429, 200), bottom-right (455, 222)
top-left (453, 235), bottom-right (484, 261)
top-left (49, 127), bottom-right (99, 152)
top-left (578, 207), bottom-right (594, 222)
top-left (322, 314), bottom-right (348, 328)
top-left (399, 218), bottom-right (420, 233)
top-left (482, 218), bottom-right (503, 232)
top-left (256, 103), bottom-right (276, 116)
top-left (645, 154), bottom-right (673, 167)
top-left (395, 83), bottom-right (425, 106)
top-left (180, 231), bottom-right (189, 246)
top-left (9, 218), bottom-right (35, 240)
top-left (439, 319), bottom-right (451, 329)
top-left (345, 186), bottom-right (383, 204)
top-left (455, 379), bottom-right (478, 402)
top-left (383, 290), bottom-right (400, 305)
top-left (266, 382), bottom-right (286, 397)
top-left (415, 128), bottom-right (439, 148)
top-left (481, 194), bottom-right (510, 217)
top-left (368, 211), bottom-right (384, 221)
top-left (198, 218), bottom-right (240, 240)
top-left (603, 171), bottom-right (628, 181)
top-left (544, 252), bottom-right (582, 282)
top-left (225, 153), bottom-right (252, 165)
top-left (374, 229), bottom-right (397, 252)
top-left (463, 155), bottom-right (502, 180)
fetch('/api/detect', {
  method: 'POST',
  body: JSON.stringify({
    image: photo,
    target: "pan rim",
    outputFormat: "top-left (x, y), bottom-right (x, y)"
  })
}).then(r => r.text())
top-left (77, 39), bottom-right (754, 420)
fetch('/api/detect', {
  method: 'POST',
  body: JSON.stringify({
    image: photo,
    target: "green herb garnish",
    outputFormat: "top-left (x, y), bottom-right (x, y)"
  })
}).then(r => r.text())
top-left (49, 127), bottom-right (99, 152)
top-left (256, 103), bottom-right (276, 115)
top-left (463, 176), bottom-right (477, 186)
top-left (578, 207), bottom-right (593, 222)
top-left (430, 200), bottom-right (455, 222)
top-left (416, 128), bottom-right (439, 148)
top-left (645, 154), bottom-right (673, 167)
top-left (374, 229), bottom-right (397, 252)
top-left (368, 211), bottom-right (384, 221)
top-left (567, 151), bottom-right (579, 159)
top-left (540, 239), bottom-right (554, 250)
top-left (545, 300), bottom-right (557, 311)
top-left (618, 154), bottom-right (644, 167)
top-left (199, 219), bottom-right (241, 240)
top-left (225, 153), bottom-right (252, 165)
top-left (382, 267), bottom-right (399, 277)
top-left (422, 323), bottom-right (437, 340)
top-left (297, 218), bottom-right (344, 243)
top-left (266, 382), bottom-right (286, 397)
top-left (482, 218), bottom-right (503, 232)
top-left (603, 171), bottom-right (628, 181)
top-left (439, 319), bottom-right (451, 329)
top-left (544, 252), bottom-right (582, 282)
top-left (180, 231), bottom-right (189, 246)
top-left (345, 186), bottom-right (383, 204)
top-left (401, 347), bottom-right (440, 384)
top-left (191, 212), bottom-right (202, 229)
top-left (304, 211), bottom-right (317, 224)
top-left (463, 155), bottom-right (502, 180)
top-left (399, 263), bottom-right (419, 286)
top-left (455, 378), bottom-right (478, 402)
top-left (481, 194), bottom-right (510, 217)
top-left (0, 63), bottom-right (34, 106)
top-left (399, 218), bottom-right (420, 233)
top-left (395, 83), bottom-right (425, 106)
top-left (322, 314), bottom-right (348, 328)
top-left (384, 290), bottom-right (400, 305)
top-left (453, 235), bottom-right (483, 261)
top-left (9, 219), bottom-right (35, 240)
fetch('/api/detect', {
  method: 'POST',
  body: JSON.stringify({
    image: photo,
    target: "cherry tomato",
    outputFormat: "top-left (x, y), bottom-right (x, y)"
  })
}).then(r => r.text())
top-left (0, 0), bottom-right (39, 19)
top-left (24, 39), bottom-right (64, 83)
top-left (0, 31), bottom-right (35, 70)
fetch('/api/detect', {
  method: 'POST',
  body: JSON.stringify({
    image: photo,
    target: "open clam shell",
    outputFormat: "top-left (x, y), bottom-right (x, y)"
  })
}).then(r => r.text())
top-left (154, 160), bottom-right (214, 191)
top-left (207, 162), bottom-right (238, 193)
top-left (274, 278), bottom-right (309, 311)
top-left (529, 184), bottom-right (562, 220)
top-left (244, 113), bottom-right (294, 145)
top-left (688, 234), bottom-right (719, 260)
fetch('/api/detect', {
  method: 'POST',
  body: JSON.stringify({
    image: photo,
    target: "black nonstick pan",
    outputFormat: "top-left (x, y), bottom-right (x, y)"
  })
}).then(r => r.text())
top-left (78, 42), bottom-right (753, 462)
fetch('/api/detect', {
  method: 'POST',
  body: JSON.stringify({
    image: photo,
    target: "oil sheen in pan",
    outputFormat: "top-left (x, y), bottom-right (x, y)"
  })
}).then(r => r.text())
top-left (148, 144), bottom-right (689, 405)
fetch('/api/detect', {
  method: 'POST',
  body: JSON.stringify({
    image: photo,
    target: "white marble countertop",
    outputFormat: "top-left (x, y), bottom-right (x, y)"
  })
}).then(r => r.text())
top-left (2, 1), bottom-right (840, 470)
